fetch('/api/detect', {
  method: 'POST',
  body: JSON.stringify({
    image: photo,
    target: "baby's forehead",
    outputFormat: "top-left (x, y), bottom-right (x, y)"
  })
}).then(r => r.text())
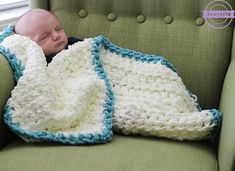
top-left (24, 10), bottom-right (57, 24)
top-left (15, 9), bottom-right (58, 34)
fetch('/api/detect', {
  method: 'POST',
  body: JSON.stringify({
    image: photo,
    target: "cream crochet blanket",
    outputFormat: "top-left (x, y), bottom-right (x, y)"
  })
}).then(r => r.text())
top-left (0, 34), bottom-right (221, 144)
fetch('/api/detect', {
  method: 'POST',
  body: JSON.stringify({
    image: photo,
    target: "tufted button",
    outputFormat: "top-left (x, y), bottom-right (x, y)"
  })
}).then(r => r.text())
top-left (195, 17), bottom-right (205, 26)
top-left (137, 15), bottom-right (146, 23)
top-left (78, 9), bottom-right (87, 18)
top-left (107, 13), bottom-right (117, 21)
top-left (164, 16), bottom-right (173, 24)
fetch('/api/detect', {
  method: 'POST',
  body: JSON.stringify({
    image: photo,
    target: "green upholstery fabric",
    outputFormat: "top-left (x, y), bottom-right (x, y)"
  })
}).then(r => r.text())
top-left (0, 0), bottom-right (234, 170)
top-left (0, 56), bottom-right (15, 149)
top-left (0, 135), bottom-right (217, 171)
top-left (29, 0), bottom-right (48, 9)
top-left (218, 29), bottom-right (235, 171)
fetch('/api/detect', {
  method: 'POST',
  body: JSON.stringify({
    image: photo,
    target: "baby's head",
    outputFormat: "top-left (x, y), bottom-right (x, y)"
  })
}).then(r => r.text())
top-left (14, 8), bottom-right (68, 56)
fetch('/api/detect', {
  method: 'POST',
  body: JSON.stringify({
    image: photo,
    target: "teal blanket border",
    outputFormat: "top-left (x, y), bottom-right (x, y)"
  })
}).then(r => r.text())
top-left (0, 26), bottom-right (24, 81)
top-left (0, 26), bottom-right (221, 144)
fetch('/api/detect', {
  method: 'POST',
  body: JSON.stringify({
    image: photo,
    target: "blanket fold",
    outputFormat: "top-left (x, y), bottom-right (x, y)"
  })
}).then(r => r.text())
top-left (0, 26), bottom-right (221, 144)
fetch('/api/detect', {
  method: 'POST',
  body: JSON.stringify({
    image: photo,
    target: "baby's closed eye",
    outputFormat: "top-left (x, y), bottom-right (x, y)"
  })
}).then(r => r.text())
top-left (38, 33), bottom-right (50, 41)
top-left (55, 26), bottom-right (63, 31)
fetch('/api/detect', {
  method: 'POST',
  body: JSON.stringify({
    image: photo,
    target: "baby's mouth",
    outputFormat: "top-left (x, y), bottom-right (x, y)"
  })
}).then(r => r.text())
top-left (55, 41), bottom-right (65, 48)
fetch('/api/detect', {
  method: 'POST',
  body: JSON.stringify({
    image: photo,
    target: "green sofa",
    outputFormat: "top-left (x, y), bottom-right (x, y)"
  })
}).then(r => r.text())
top-left (0, 0), bottom-right (234, 170)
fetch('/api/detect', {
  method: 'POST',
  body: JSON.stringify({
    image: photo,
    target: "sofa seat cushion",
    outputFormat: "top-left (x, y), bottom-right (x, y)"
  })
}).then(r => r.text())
top-left (0, 135), bottom-right (217, 171)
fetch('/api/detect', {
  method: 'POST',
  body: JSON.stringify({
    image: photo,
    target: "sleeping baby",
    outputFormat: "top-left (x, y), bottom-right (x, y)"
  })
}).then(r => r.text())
top-left (14, 8), bottom-right (82, 63)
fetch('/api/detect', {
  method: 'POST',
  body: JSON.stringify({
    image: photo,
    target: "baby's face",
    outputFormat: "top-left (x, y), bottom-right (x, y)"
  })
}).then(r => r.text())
top-left (15, 10), bottom-right (68, 56)
top-left (30, 14), bottom-right (68, 56)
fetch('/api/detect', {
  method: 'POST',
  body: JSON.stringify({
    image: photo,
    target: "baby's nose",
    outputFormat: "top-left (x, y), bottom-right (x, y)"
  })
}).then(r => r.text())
top-left (52, 31), bottom-right (60, 40)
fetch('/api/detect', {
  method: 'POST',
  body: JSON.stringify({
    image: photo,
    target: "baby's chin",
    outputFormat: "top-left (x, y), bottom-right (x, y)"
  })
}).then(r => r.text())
top-left (45, 49), bottom-right (63, 56)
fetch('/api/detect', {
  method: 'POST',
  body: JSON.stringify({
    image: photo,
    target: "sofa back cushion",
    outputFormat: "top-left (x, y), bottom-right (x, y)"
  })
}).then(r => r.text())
top-left (31, 0), bottom-right (234, 109)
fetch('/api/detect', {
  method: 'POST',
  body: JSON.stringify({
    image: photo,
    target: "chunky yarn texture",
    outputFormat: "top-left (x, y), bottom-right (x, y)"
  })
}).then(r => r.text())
top-left (0, 32), bottom-right (221, 144)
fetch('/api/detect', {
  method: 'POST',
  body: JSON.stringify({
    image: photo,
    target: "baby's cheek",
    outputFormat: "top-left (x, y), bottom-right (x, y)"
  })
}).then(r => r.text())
top-left (36, 41), bottom-right (46, 51)
top-left (41, 44), bottom-right (52, 56)
top-left (39, 41), bottom-right (53, 55)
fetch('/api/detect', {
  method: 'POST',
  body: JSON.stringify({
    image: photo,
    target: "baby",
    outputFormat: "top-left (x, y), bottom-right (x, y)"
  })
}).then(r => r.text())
top-left (14, 8), bottom-right (82, 63)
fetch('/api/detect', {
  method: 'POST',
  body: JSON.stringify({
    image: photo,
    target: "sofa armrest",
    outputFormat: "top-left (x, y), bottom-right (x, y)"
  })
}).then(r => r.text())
top-left (0, 55), bottom-right (15, 149)
top-left (218, 45), bottom-right (235, 170)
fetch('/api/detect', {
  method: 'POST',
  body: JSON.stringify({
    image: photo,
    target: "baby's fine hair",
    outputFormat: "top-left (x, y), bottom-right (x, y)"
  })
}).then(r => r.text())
top-left (14, 8), bottom-right (58, 33)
